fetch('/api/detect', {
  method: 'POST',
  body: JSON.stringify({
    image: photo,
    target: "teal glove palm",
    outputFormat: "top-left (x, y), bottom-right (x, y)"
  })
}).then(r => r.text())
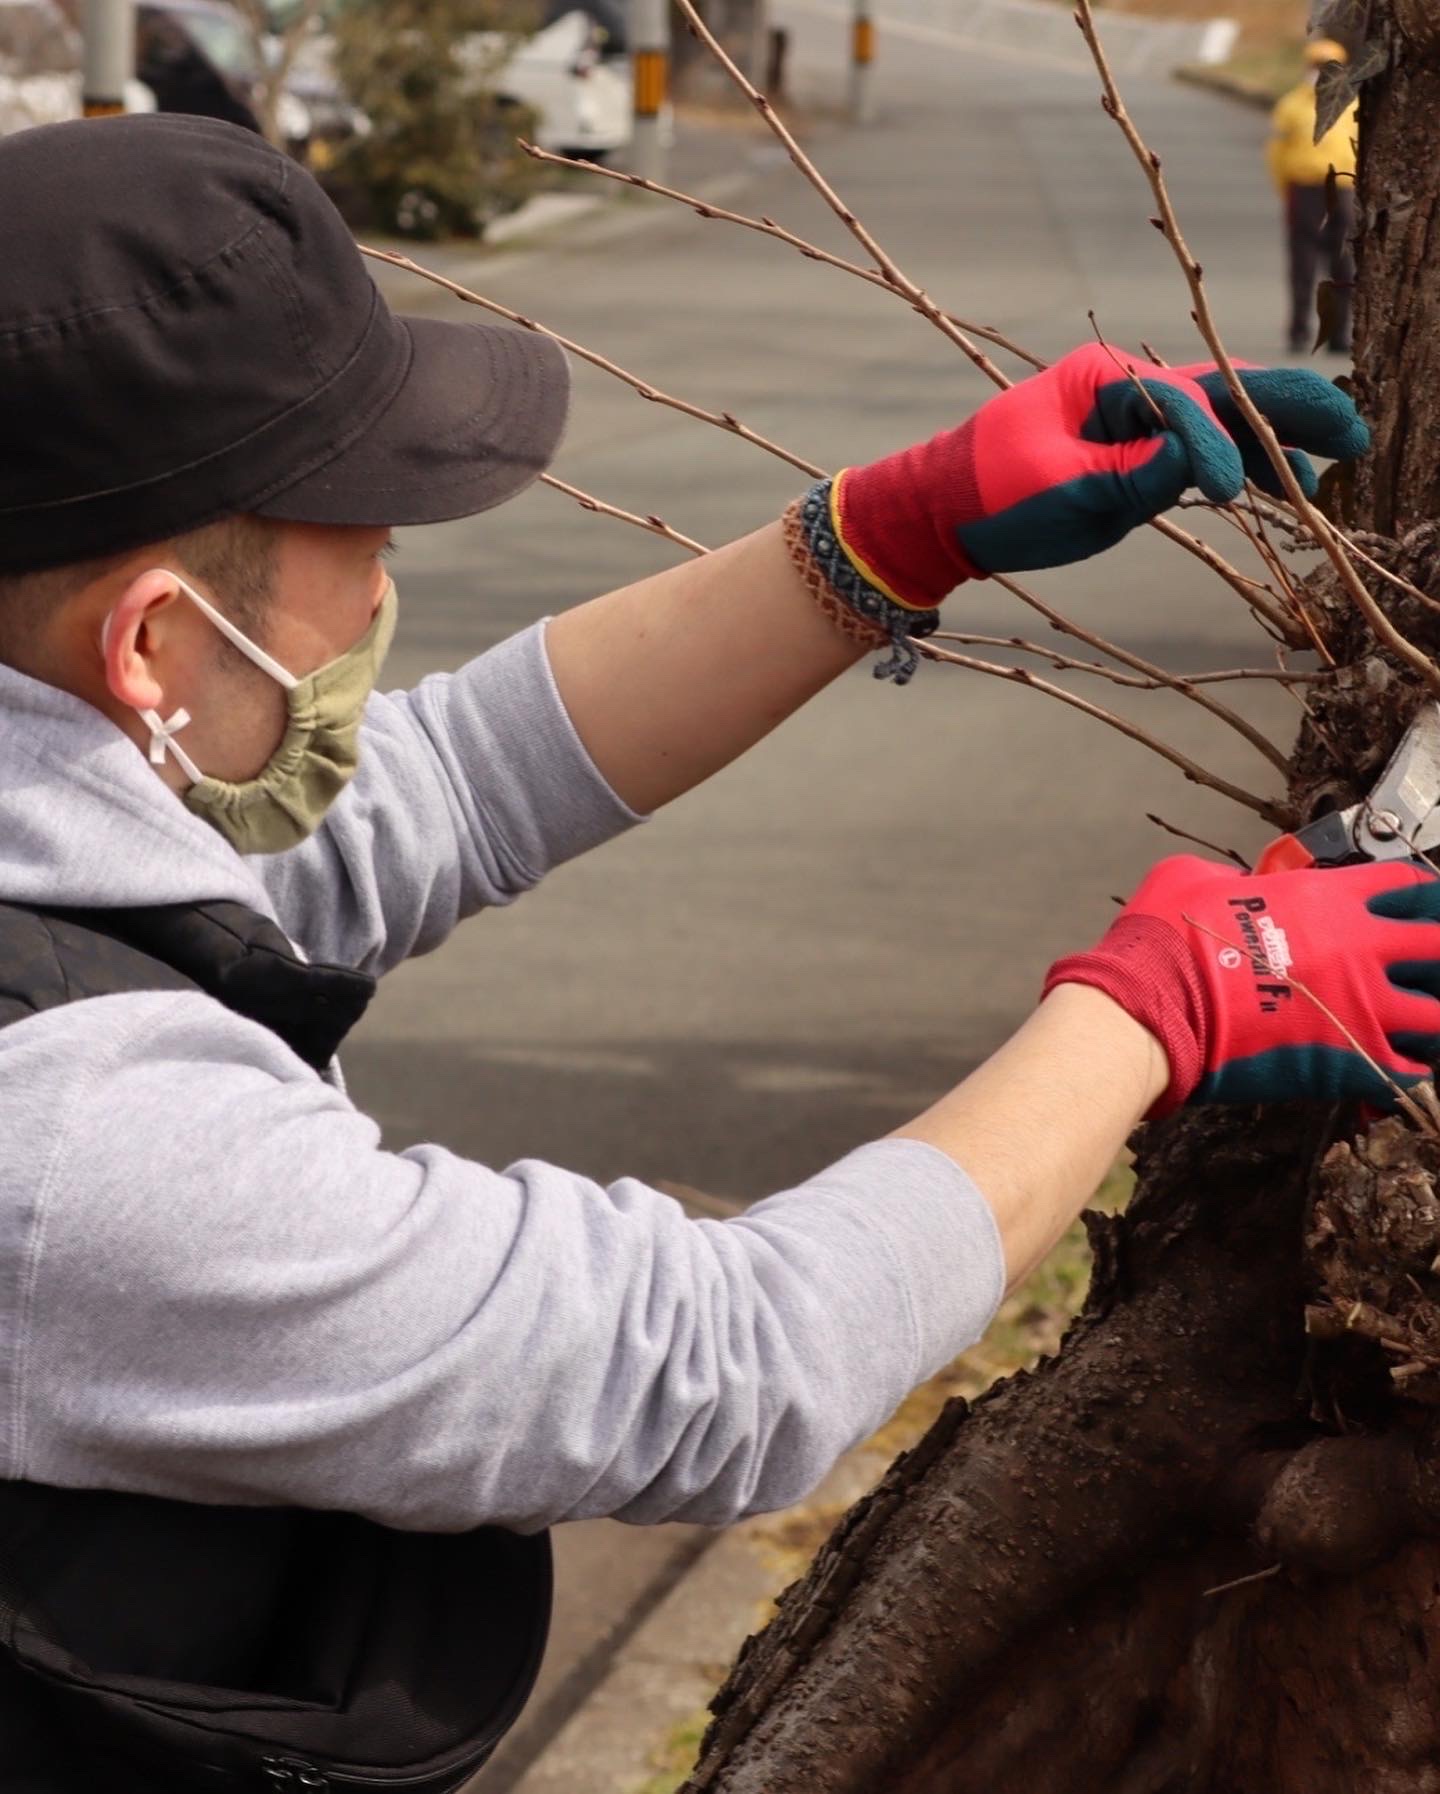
top-left (1172, 362), bottom-right (1367, 499)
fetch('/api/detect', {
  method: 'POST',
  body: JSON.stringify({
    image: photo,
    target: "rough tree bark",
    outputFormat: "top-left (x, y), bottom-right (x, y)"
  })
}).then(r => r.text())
top-left (679, 9), bottom-right (1440, 1791)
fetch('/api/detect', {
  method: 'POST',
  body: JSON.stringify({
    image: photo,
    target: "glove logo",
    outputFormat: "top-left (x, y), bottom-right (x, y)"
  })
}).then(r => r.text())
top-left (1228, 895), bottom-right (1294, 1016)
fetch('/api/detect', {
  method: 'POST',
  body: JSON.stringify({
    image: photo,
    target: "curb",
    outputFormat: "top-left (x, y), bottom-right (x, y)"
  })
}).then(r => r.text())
top-left (789, 0), bottom-right (1238, 80)
top-left (1174, 62), bottom-right (1277, 110)
top-left (486, 189), bottom-right (610, 247)
top-left (501, 1444), bottom-right (889, 1794)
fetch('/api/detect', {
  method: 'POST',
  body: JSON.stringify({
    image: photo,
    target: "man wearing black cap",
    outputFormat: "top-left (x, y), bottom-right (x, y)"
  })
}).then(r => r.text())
top-left (0, 113), bottom-right (1429, 1790)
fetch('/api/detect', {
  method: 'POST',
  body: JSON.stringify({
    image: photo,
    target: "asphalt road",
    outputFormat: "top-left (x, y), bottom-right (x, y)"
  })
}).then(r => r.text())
top-left (355, 20), bottom-right (1309, 1784)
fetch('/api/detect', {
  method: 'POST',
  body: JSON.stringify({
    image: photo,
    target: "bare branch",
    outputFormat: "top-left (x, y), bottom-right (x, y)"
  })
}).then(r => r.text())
top-left (359, 246), bottom-right (825, 480)
top-left (669, 0), bottom-right (1013, 388)
top-left (1073, 0), bottom-right (1440, 698)
top-left (1235, 493), bottom-right (1440, 611)
top-left (916, 640), bottom-right (1287, 823)
top-left (1333, 532), bottom-right (1440, 615)
top-left (519, 142), bottom-right (1045, 371)
top-left (992, 574), bottom-right (1292, 774)
top-left (374, 107), bottom-right (1313, 688)
top-left (1148, 516), bottom-right (1301, 642)
top-left (1145, 812), bottom-right (1250, 868)
top-left (932, 633), bottom-right (1321, 694)
top-left (1202, 1563), bottom-right (1283, 1600)
top-left (540, 473), bottom-right (708, 556)
top-left (1222, 494), bottom-right (1337, 664)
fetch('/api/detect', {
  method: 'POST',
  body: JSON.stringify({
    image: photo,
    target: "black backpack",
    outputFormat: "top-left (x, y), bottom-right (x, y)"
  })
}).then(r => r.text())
top-left (0, 901), bottom-right (553, 1792)
top-left (0, 1483), bottom-right (551, 1792)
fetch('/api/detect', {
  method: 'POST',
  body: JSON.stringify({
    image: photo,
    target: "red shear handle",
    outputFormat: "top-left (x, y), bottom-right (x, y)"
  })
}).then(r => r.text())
top-left (1255, 833), bottom-right (1318, 875)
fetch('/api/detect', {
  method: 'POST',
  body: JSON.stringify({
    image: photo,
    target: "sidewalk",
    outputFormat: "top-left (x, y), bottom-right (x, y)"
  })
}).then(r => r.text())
top-left (504, 1444), bottom-right (890, 1794)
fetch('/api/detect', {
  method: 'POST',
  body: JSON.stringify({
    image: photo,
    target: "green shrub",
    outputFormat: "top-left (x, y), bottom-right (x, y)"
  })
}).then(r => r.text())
top-left (329, 0), bottom-right (543, 240)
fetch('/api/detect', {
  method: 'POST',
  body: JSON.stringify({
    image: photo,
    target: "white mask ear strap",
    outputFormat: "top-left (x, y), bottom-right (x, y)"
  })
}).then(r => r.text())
top-left (138, 706), bottom-right (204, 785)
top-left (169, 573), bottom-right (299, 691)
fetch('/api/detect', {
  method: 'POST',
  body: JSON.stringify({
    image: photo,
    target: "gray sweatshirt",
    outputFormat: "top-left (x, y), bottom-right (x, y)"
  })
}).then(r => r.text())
top-left (0, 624), bottom-right (1004, 1533)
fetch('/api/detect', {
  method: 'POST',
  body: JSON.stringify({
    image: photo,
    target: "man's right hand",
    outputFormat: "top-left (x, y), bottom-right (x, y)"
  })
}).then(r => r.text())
top-left (1043, 854), bottom-right (1440, 1115)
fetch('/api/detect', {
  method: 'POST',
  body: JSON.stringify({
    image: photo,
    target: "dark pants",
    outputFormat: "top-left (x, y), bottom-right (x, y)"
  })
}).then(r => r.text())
top-left (1287, 182), bottom-right (1355, 349)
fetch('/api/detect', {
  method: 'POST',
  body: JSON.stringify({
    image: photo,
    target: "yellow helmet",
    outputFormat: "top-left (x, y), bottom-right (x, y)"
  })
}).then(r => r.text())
top-left (1305, 38), bottom-right (1349, 66)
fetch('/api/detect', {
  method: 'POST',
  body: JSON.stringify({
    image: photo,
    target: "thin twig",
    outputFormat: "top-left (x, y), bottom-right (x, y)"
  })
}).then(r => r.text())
top-left (1149, 516), bottom-right (1300, 641)
top-left (1087, 310), bottom-right (1168, 429)
top-left (531, 83), bottom-right (1313, 651)
top-left (992, 574), bottom-right (1292, 773)
top-left (359, 246), bottom-right (825, 481)
top-left (932, 633), bottom-right (1320, 692)
top-left (1183, 910), bottom-right (1440, 1134)
top-left (667, 0), bottom-right (1315, 643)
top-left (916, 640), bottom-right (1286, 822)
top-left (1286, 961), bottom-right (1439, 1133)
top-left (670, 0), bottom-right (1013, 389)
top-left (539, 473), bottom-right (708, 556)
top-left (519, 142), bottom-right (1046, 371)
top-left (1073, 0), bottom-right (1440, 698)
top-left (1280, 677), bottom-right (1348, 770)
top-left (1202, 1563), bottom-right (1283, 1599)
top-left (1250, 493), bottom-right (1440, 610)
top-left (1225, 494), bottom-right (1336, 664)
top-left (1334, 532), bottom-right (1440, 615)
top-left (1146, 812), bottom-right (1250, 868)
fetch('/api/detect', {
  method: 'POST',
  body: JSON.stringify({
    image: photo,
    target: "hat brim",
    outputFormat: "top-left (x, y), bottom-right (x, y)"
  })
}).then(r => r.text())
top-left (255, 315), bottom-right (570, 529)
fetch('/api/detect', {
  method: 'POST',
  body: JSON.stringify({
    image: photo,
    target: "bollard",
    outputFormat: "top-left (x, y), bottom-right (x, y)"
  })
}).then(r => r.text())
top-left (764, 24), bottom-right (788, 100)
top-left (628, 0), bottom-right (669, 184)
top-left (847, 0), bottom-right (874, 125)
top-left (82, 0), bottom-right (133, 116)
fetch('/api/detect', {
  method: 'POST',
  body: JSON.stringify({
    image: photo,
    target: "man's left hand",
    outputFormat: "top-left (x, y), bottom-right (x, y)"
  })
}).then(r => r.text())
top-left (826, 343), bottom-right (1370, 614)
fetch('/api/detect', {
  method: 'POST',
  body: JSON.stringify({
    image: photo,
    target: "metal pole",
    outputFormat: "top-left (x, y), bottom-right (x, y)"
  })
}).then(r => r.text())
top-left (848, 0), bottom-right (874, 124)
top-left (628, 0), bottom-right (669, 184)
top-left (82, 0), bottom-right (133, 116)
top-left (746, 0), bottom-right (769, 89)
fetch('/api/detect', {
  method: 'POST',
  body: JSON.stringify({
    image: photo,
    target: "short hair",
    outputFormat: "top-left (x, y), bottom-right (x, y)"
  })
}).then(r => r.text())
top-left (0, 514), bottom-right (282, 670)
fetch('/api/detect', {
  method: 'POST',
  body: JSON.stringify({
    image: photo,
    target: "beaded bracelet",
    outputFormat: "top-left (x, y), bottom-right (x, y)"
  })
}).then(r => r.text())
top-left (781, 478), bottom-right (941, 687)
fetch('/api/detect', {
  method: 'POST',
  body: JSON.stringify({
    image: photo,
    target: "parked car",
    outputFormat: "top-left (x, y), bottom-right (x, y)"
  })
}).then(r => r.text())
top-left (283, 1), bottom-right (634, 168)
top-left (0, 0), bottom-right (310, 148)
top-left (484, 4), bottom-right (631, 162)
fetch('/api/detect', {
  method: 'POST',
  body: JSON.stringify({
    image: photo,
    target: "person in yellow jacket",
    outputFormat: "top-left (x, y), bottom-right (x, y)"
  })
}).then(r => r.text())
top-left (1269, 38), bottom-right (1358, 354)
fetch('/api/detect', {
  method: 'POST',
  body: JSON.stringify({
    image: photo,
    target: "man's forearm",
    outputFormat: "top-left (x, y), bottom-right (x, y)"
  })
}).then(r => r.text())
top-left (893, 985), bottom-right (1170, 1288)
top-left (544, 520), bottom-right (865, 814)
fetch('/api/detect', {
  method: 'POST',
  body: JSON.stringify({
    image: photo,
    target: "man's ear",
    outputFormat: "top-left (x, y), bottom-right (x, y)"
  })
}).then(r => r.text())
top-left (101, 568), bottom-right (187, 711)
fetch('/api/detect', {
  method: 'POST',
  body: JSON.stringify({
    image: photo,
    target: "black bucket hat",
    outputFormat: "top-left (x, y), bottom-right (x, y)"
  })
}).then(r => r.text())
top-left (0, 114), bottom-right (570, 575)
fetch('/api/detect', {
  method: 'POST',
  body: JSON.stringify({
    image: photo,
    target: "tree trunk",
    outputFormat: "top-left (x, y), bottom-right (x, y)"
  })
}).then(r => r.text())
top-left (680, 10), bottom-right (1440, 1791)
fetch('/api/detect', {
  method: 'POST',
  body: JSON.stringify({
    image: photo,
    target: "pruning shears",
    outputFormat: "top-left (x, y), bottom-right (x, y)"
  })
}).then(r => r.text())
top-left (1257, 701), bottom-right (1440, 874)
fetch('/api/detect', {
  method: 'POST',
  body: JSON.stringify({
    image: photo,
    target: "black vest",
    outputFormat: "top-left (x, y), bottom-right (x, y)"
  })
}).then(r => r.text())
top-left (0, 901), bottom-right (551, 1793)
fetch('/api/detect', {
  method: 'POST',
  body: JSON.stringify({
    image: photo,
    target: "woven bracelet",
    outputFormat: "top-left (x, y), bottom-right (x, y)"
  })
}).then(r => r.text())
top-left (781, 479), bottom-right (940, 686)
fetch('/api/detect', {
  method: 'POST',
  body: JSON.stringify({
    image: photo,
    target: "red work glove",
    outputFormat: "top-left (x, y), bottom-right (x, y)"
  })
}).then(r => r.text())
top-left (828, 343), bottom-right (1369, 610)
top-left (1043, 855), bottom-right (1440, 1115)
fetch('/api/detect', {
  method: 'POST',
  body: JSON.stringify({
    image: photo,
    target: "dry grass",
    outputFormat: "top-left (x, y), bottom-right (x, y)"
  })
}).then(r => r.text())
top-left (1102, 0), bottom-right (1301, 42)
top-left (630, 1163), bottom-right (1137, 1793)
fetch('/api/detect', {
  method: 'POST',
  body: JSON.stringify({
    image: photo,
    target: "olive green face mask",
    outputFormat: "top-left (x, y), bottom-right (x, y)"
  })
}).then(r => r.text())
top-left (127, 572), bottom-right (397, 857)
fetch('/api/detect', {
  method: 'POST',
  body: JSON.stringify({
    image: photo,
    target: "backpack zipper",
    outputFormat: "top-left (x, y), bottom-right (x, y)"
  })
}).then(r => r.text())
top-left (261, 1758), bottom-right (332, 1791)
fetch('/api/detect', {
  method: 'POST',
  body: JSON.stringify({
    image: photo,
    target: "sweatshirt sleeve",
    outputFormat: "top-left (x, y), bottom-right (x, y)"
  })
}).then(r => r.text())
top-left (256, 621), bottom-right (643, 976)
top-left (15, 995), bottom-right (1005, 1533)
